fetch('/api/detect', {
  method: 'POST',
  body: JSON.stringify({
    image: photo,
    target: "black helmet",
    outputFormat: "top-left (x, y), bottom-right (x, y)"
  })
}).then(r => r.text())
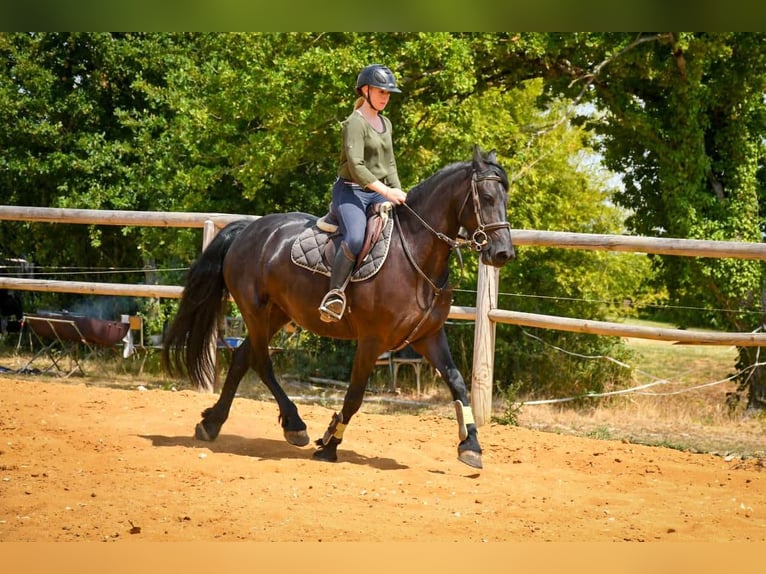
top-left (355, 64), bottom-right (401, 94)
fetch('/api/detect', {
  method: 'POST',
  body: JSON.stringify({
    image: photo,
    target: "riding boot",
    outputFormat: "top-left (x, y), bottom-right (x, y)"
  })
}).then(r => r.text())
top-left (318, 244), bottom-right (356, 322)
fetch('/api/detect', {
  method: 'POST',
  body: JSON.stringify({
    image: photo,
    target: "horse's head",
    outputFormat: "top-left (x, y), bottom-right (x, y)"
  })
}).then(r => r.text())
top-left (459, 146), bottom-right (515, 267)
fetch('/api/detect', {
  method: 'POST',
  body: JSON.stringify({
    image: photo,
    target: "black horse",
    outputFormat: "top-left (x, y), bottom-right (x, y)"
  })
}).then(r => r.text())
top-left (162, 146), bottom-right (514, 469)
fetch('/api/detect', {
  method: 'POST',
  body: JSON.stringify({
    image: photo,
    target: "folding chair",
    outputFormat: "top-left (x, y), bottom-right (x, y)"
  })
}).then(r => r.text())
top-left (392, 346), bottom-right (428, 396)
top-left (22, 314), bottom-right (95, 377)
top-left (375, 351), bottom-right (395, 389)
top-left (376, 345), bottom-right (428, 396)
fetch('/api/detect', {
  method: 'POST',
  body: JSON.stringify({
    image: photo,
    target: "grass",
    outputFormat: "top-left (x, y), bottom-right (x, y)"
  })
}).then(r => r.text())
top-left (513, 321), bottom-right (766, 459)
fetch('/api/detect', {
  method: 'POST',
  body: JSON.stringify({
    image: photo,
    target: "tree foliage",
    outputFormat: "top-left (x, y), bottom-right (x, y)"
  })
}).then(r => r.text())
top-left (4, 32), bottom-right (764, 408)
top-left (523, 33), bottom-right (766, 409)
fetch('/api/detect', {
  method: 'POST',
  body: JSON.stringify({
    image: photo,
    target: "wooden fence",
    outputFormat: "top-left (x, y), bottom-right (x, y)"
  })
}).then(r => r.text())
top-left (3, 205), bottom-right (766, 425)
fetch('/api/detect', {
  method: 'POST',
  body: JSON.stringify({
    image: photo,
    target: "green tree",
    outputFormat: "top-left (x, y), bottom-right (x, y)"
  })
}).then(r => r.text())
top-left (538, 33), bottom-right (766, 410)
top-left (444, 78), bottom-right (642, 398)
top-left (0, 32), bottom-right (649, 398)
top-left (0, 33), bottom-right (193, 287)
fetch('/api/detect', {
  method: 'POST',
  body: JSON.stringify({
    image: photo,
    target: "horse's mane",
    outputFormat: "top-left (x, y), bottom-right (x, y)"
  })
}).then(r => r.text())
top-left (405, 161), bottom-right (469, 206)
top-left (405, 155), bottom-right (508, 206)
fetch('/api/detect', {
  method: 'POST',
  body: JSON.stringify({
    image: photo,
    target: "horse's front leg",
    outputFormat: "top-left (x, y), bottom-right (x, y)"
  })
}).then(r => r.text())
top-left (312, 411), bottom-right (347, 463)
top-left (313, 342), bottom-right (379, 463)
top-left (313, 381), bottom-right (367, 462)
top-left (413, 329), bottom-right (483, 469)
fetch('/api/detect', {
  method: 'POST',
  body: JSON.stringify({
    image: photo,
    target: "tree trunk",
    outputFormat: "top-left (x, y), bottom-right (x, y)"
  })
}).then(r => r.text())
top-left (746, 364), bottom-right (766, 411)
top-left (735, 347), bottom-right (766, 412)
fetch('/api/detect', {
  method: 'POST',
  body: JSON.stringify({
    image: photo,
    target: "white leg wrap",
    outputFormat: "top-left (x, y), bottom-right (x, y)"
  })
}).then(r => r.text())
top-left (453, 400), bottom-right (475, 441)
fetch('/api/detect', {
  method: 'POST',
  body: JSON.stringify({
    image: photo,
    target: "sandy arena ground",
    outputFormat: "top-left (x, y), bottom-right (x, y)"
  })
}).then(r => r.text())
top-left (1, 375), bottom-right (764, 542)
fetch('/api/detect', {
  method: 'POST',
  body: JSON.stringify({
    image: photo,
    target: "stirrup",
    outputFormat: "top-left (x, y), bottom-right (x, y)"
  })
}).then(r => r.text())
top-left (318, 289), bottom-right (346, 322)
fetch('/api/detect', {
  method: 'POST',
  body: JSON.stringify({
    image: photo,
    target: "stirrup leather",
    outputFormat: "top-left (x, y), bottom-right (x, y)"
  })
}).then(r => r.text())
top-left (318, 289), bottom-right (347, 322)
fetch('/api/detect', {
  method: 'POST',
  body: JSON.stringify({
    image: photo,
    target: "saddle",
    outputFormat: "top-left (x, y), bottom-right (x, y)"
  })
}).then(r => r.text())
top-left (291, 203), bottom-right (394, 281)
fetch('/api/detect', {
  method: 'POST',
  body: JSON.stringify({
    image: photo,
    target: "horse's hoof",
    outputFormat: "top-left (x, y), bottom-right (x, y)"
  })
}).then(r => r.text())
top-left (312, 448), bottom-right (338, 463)
top-left (284, 429), bottom-right (310, 447)
top-left (312, 452), bottom-right (338, 463)
top-left (195, 422), bottom-right (213, 441)
top-left (458, 450), bottom-right (483, 469)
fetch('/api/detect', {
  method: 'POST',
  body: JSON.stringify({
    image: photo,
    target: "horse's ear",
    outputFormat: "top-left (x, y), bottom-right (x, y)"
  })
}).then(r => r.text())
top-left (472, 145), bottom-right (497, 167)
top-left (472, 144), bottom-right (485, 167)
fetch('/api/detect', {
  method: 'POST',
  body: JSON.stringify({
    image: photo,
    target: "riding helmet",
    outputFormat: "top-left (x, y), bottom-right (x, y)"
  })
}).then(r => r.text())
top-left (355, 64), bottom-right (402, 94)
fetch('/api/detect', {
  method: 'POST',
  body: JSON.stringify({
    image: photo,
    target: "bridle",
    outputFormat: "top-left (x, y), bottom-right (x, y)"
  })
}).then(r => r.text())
top-left (390, 165), bottom-right (511, 350)
top-left (457, 168), bottom-right (511, 251)
top-left (400, 167), bottom-right (510, 252)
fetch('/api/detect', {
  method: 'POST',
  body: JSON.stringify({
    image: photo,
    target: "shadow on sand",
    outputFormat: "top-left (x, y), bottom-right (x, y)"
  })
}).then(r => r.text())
top-left (139, 433), bottom-right (409, 471)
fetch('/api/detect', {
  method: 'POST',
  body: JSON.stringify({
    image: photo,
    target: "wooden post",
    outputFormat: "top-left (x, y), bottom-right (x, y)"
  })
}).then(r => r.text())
top-left (201, 220), bottom-right (218, 393)
top-left (470, 262), bottom-right (499, 426)
top-left (202, 219), bottom-right (217, 251)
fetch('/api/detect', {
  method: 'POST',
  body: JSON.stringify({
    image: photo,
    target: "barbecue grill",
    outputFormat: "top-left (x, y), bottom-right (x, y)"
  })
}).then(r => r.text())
top-left (23, 311), bottom-right (129, 377)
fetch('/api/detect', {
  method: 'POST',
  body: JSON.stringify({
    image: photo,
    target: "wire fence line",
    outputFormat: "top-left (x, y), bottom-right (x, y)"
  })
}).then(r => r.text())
top-left (518, 367), bottom-right (758, 405)
top-left (516, 328), bottom-right (762, 405)
top-left (3, 262), bottom-right (760, 319)
top-left (11, 264), bottom-right (751, 320)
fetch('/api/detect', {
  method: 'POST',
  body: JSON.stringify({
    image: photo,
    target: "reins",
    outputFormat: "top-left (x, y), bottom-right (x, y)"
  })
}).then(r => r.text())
top-left (401, 169), bottom-right (509, 252)
top-left (390, 166), bottom-right (510, 350)
top-left (392, 209), bottom-right (447, 350)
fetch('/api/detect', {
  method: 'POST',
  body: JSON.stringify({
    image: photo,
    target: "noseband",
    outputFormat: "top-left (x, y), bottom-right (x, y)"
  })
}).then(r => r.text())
top-left (402, 168), bottom-right (510, 252)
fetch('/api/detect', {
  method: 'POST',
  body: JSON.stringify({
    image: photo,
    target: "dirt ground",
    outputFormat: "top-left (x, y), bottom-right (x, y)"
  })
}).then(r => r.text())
top-left (1, 374), bottom-right (765, 542)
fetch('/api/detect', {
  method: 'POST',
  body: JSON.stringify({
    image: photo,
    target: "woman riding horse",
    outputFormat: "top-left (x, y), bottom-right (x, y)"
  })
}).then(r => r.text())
top-left (317, 64), bottom-right (407, 323)
top-left (163, 146), bottom-right (514, 470)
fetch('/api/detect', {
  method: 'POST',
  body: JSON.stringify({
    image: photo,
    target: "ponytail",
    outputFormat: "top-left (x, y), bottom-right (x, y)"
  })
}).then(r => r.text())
top-left (353, 96), bottom-right (365, 110)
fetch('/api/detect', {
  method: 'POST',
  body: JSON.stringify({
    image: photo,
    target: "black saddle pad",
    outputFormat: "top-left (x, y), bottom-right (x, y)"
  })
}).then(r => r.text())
top-left (290, 215), bottom-right (394, 282)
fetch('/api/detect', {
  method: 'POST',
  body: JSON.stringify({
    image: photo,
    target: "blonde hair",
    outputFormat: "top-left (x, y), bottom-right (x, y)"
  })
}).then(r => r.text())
top-left (354, 96), bottom-right (365, 110)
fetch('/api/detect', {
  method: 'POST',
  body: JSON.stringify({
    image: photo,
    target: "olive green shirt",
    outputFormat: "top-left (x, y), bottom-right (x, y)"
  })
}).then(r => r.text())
top-left (337, 110), bottom-right (401, 190)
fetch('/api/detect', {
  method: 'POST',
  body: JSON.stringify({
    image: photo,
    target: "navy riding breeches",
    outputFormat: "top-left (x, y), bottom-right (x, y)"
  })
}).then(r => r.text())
top-left (331, 177), bottom-right (387, 255)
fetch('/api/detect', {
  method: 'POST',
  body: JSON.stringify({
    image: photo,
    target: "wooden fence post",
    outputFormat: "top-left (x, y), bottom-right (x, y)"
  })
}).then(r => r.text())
top-left (202, 219), bottom-right (217, 251)
top-left (201, 220), bottom-right (218, 393)
top-left (470, 262), bottom-right (499, 426)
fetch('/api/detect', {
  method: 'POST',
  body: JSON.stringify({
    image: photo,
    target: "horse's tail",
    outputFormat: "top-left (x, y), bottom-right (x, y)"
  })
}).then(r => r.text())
top-left (162, 219), bottom-right (252, 391)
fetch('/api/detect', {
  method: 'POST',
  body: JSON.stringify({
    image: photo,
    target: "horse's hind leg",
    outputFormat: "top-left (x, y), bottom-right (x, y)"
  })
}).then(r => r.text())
top-left (252, 342), bottom-right (309, 447)
top-left (244, 310), bottom-right (309, 446)
top-left (196, 334), bottom-right (309, 446)
top-left (196, 341), bottom-right (250, 441)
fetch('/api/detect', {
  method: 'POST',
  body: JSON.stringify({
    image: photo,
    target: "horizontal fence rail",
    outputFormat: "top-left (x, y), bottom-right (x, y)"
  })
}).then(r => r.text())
top-left (0, 277), bottom-right (183, 299)
top-left (450, 306), bottom-right (766, 347)
top-left (3, 276), bottom-right (764, 347)
top-left (3, 205), bottom-right (766, 425)
top-left (510, 229), bottom-right (766, 260)
top-left (0, 205), bottom-right (256, 228)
